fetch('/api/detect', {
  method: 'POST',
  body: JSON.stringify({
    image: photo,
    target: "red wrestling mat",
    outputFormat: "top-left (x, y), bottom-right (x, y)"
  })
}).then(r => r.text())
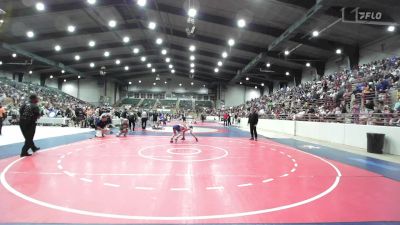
top-left (0, 136), bottom-right (399, 224)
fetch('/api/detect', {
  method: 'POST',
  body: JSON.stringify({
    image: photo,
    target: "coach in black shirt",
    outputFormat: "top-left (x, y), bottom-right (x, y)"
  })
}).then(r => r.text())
top-left (19, 94), bottom-right (41, 157)
top-left (248, 107), bottom-right (259, 141)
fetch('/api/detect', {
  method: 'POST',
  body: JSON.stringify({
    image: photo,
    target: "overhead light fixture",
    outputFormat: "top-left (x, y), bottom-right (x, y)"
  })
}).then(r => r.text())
top-left (237, 18), bottom-right (246, 28)
top-left (50, 75), bottom-right (54, 79)
top-left (29, 70), bottom-right (33, 74)
top-left (108, 20), bottom-right (117, 28)
top-left (312, 30), bottom-right (319, 37)
top-left (190, 69), bottom-right (195, 73)
top-left (90, 62), bottom-right (95, 68)
top-left (129, 81), bottom-right (132, 85)
top-left (115, 59), bottom-right (121, 65)
top-left (266, 62), bottom-right (271, 67)
top-left (147, 63), bottom-right (152, 68)
top-left (165, 57), bottom-right (171, 63)
top-left (78, 75), bottom-right (81, 79)
top-left (104, 51), bottom-right (110, 57)
top-left (217, 61), bottom-right (223, 67)
top-left (284, 50), bottom-right (290, 55)
top-left (171, 69), bottom-right (175, 73)
top-left (165, 81), bottom-right (168, 84)
top-left (179, 83), bottom-right (182, 86)
top-left (54, 45), bottom-right (62, 52)
top-left (228, 38), bottom-right (235, 46)
top-left (67, 25), bottom-right (76, 33)
top-left (138, 80), bottom-right (141, 83)
top-left (336, 49), bottom-right (342, 54)
top-left (239, 81), bottom-right (243, 85)
top-left (61, 70), bottom-right (65, 74)
top-left (387, 25), bottom-right (396, 32)
top-left (26, 30), bottom-right (34, 38)
top-left (124, 66), bottom-right (130, 71)
top-left (155, 38), bottom-right (163, 45)
top-left (133, 48), bottom-right (139, 54)
top-left (152, 68), bottom-right (156, 73)
top-left (306, 62), bottom-right (311, 67)
top-left (153, 82), bottom-right (156, 86)
top-left (148, 21), bottom-right (156, 30)
top-left (255, 86), bottom-right (258, 89)
top-left (122, 36), bottom-right (130, 43)
top-left (261, 83), bottom-right (264, 87)
top-left (222, 51), bottom-right (228, 58)
top-left (88, 40), bottom-right (96, 47)
top-left (245, 77), bottom-right (249, 80)
top-left (74, 55), bottom-right (80, 61)
top-left (63, 79), bottom-right (67, 83)
top-left (214, 68), bottom-right (219, 73)
top-left (137, 0), bottom-right (147, 7)
top-left (190, 55), bottom-right (195, 61)
top-left (190, 63), bottom-right (195, 68)
top-left (12, 53), bottom-right (17, 58)
top-left (161, 49), bottom-right (167, 55)
top-left (191, 82), bottom-right (194, 86)
top-left (35, 2), bottom-right (45, 11)
top-left (188, 8), bottom-right (197, 18)
top-left (169, 64), bottom-right (173, 69)
top-left (286, 71), bottom-right (290, 76)
top-left (203, 84), bottom-right (206, 87)
top-left (87, 0), bottom-right (96, 4)
top-left (0, 61), bottom-right (2, 65)
top-left (141, 56), bottom-right (146, 62)
top-left (189, 45), bottom-right (196, 52)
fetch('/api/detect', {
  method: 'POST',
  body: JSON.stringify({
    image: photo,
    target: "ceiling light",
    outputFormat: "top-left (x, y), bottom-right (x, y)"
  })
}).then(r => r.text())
top-left (0, 61), bottom-right (2, 65)
top-left (137, 0), bottom-right (147, 7)
top-left (155, 38), bottom-right (163, 45)
top-left (148, 21), bottom-right (156, 30)
top-left (67, 25), bottom-right (76, 33)
top-left (203, 84), bottom-right (206, 87)
top-left (104, 51), bottom-right (110, 57)
top-left (255, 86), bottom-right (257, 89)
top-left (153, 82), bottom-right (156, 86)
top-left (169, 64), bottom-right (173, 68)
top-left (228, 38), bottom-right (235, 46)
top-left (26, 30), bottom-right (34, 38)
top-left (87, 0), bottom-right (96, 4)
top-left (108, 20), bottom-right (117, 28)
top-left (312, 30), bottom-right (319, 37)
top-left (129, 81), bottom-right (132, 85)
top-left (122, 36), bottom-right (130, 43)
top-left (164, 81), bottom-right (167, 84)
top-left (217, 61), bottom-right (223, 66)
top-left (138, 80), bottom-right (141, 83)
top-left (245, 77), bottom-right (249, 81)
top-left (286, 71), bottom-right (290, 76)
top-left (133, 48), bottom-right (139, 54)
top-left (161, 49), bottom-right (167, 55)
top-left (222, 51), bottom-right (228, 58)
top-left (266, 62), bottom-right (271, 67)
top-left (284, 50), bottom-right (290, 55)
top-left (188, 8), bottom-right (197, 18)
top-left (12, 53), bottom-right (17, 58)
top-left (124, 66), bottom-right (130, 71)
top-left (261, 83), bottom-right (264, 87)
top-left (61, 70), bottom-right (65, 74)
top-left (336, 49), bottom-right (342, 54)
top-left (141, 56), bottom-right (146, 62)
top-left (35, 2), bottom-right (45, 11)
top-left (165, 57), bottom-right (171, 63)
top-left (78, 75), bottom-right (81, 79)
top-left (239, 81), bottom-right (243, 85)
top-left (190, 55), bottom-right (195, 61)
top-left (237, 18), bottom-right (246, 28)
top-left (74, 55), bottom-right (80, 61)
top-left (115, 59), bottom-right (121, 65)
top-left (387, 25), bottom-right (396, 32)
top-left (29, 70), bottom-right (33, 74)
top-left (63, 79), bottom-right (67, 82)
top-left (179, 83), bottom-right (182, 86)
top-left (190, 63), bottom-right (195, 68)
top-left (152, 68), bottom-right (156, 73)
top-left (190, 69), bottom-right (195, 73)
top-left (50, 75), bottom-right (54, 79)
top-left (88, 40), bottom-right (96, 47)
top-left (147, 63), bottom-right (152, 68)
top-left (214, 68), bottom-right (219, 73)
top-left (54, 45), bottom-right (61, 52)
top-left (90, 62), bottom-right (95, 68)
top-left (191, 82), bottom-right (194, 86)
top-left (171, 69), bottom-right (175, 73)
top-left (189, 45), bottom-right (196, 52)
top-left (306, 62), bottom-right (311, 67)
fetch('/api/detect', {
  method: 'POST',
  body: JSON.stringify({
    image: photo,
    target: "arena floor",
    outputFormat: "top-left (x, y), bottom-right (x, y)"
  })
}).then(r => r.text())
top-left (0, 122), bottom-right (399, 225)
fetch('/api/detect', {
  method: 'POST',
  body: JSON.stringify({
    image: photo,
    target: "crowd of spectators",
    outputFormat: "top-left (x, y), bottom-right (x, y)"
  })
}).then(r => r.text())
top-left (215, 56), bottom-right (400, 126)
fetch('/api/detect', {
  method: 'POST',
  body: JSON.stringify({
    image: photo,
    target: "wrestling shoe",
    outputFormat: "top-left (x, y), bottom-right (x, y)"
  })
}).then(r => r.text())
top-left (32, 147), bottom-right (41, 152)
top-left (20, 153), bottom-right (32, 157)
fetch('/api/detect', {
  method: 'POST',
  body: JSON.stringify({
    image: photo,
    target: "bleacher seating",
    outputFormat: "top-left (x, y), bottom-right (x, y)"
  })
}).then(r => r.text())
top-left (179, 100), bottom-right (192, 110)
top-left (120, 98), bottom-right (141, 106)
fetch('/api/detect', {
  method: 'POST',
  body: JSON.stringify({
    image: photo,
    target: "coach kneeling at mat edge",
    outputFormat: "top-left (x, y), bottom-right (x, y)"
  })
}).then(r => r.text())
top-left (248, 107), bottom-right (259, 141)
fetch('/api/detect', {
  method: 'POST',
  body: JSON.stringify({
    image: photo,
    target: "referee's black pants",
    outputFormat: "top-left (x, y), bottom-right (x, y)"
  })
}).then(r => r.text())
top-left (249, 123), bottom-right (257, 139)
top-left (20, 122), bottom-right (37, 155)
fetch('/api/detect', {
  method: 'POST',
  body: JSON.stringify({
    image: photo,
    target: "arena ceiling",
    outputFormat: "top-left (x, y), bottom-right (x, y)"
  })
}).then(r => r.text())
top-left (0, 0), bottom-right (398, 87)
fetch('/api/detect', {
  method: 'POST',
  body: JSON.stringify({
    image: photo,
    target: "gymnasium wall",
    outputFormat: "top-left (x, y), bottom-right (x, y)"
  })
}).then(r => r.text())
top-left (22, 73), bottom-right (41, 84)
top-left (239, 118), bottom-right (400, 156)
top-left (324, 55), bottom-right (350, 76)
top-left (0, 70), bottom-right (13, 79)
top-left (359, 35), bottom-right (400, 65)
top-left (223, 85), bottom-right (261, 107)
top-left (302, 67), bottom-right (317, 82)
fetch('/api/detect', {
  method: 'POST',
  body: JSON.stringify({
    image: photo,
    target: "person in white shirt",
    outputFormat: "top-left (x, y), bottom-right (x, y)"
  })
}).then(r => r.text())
top-left (141, 111), bottom-right (148, 129)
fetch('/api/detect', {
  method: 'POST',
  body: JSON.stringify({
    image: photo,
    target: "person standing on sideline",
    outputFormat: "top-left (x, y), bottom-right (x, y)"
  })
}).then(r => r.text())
top-left (141, 110), bottom-right (148, 129)
top-left (248, 107), bottom-right (259, 141)
top-left (19, 94), bottom-right (41, 157)
top-left (0, 103), bottom-right (7, 135)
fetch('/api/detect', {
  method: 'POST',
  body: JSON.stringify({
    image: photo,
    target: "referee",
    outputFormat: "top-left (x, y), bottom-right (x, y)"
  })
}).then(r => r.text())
top-left (248, 107), bottom-right (259, 141)
top-left (19, 94), bottom-right (41, 157)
